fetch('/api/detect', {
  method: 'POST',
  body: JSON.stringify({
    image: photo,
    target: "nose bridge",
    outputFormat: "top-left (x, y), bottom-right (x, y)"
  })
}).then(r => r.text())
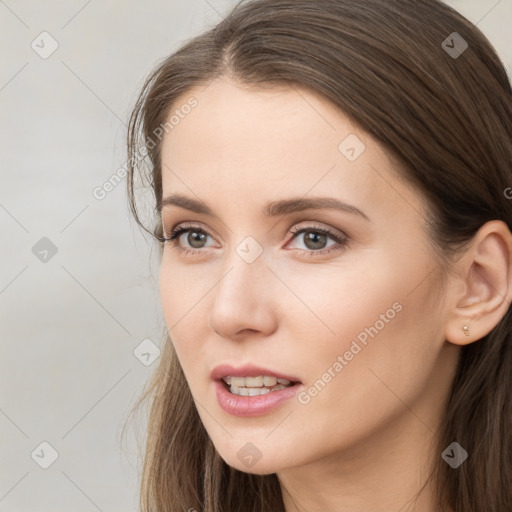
top-left (208, 237), bottom-right (276, 337)
top-left (214, 239), bottom-right (266, 311)
top-left (219, 231), bottom-right (269, 292)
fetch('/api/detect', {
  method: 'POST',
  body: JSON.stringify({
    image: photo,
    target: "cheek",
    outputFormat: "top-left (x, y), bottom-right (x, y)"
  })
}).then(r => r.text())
top-left (282, 251), bottom-right (438, 398)
top-left (292, 264), bottom-right (441, 434)
top-left (158, 253), bottom-right (210, 324)
top-left (274, 256), bottom-right (404, 353)
top-left (158, 258), bottom-right (205, 363)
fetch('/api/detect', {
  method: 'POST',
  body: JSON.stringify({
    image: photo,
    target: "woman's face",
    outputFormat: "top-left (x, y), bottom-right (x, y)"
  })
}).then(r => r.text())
top-left (158, 76), bottom-right (459, 475)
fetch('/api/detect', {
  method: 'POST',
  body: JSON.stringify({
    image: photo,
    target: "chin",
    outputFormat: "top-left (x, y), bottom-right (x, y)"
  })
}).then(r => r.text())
top-left (214, 445), bottom-right (286, 475)
top-left (229, 459), bottom-right (282, 475)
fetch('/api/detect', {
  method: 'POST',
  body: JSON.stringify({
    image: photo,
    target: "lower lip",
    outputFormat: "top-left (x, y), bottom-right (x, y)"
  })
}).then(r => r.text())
top-left (214, 380), bottom-right (302, 417)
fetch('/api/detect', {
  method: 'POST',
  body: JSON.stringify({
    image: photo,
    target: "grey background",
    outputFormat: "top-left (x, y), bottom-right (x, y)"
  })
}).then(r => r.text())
top-left (1, 1), bottom-right (511, 511)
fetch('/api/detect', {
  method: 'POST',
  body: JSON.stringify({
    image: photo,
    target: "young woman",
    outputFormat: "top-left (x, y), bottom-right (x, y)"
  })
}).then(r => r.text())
top-left (125, 0), bottom-right (512, 510)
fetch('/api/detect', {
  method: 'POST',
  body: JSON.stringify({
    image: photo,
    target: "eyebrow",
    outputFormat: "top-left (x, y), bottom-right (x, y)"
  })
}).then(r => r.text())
top-left (160, 193), bottom-right (370, 221)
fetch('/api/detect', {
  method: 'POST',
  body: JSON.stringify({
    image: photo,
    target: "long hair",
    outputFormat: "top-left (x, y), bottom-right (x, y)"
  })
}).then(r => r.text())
top-left (123, 1), bottom-right (512, 510)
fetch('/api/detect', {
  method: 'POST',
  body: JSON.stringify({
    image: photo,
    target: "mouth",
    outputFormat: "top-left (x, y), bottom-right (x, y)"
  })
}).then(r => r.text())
top-left (211, 364), bottom-right (302, 397)
top-left (211, 364), bottom-right (303, 416)
top-left (220, 375), bottom-right (300, 396)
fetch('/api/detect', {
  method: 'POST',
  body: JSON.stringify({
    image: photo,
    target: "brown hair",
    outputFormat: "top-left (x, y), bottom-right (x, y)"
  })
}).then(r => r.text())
top-left (123, 0), bottom-right (512, 510)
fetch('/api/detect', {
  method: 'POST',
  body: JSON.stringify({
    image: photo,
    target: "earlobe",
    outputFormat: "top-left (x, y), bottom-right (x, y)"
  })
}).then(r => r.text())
top-left (444, 220), bottom-right (512, 346)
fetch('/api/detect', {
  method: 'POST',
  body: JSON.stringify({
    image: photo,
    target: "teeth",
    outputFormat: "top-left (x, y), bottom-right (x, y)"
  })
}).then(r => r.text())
top-left (246, 376), bottom-right (264, 387)
top-left (248, 387), bottom-right (269, 396)
top-left (229, 383), bottom-right (289, 396)
top-left (223, 375), bottom-right (293, 388)
top-left (221, 375), bottom-right (296, 396)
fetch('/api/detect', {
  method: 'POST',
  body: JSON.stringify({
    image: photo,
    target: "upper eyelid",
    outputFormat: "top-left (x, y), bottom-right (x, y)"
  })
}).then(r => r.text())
top-left (164, 222), bottom-right (347, 244)
top-left (165, 227), bottom-right (348, 260)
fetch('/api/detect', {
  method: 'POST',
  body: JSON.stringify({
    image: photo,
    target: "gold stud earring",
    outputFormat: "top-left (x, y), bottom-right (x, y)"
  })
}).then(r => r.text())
top-left (463, 325), bottom-right (470, 337)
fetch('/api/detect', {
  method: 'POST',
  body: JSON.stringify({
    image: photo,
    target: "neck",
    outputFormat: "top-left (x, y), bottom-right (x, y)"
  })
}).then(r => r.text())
top-left (278, 408), bottom-right (448, 512)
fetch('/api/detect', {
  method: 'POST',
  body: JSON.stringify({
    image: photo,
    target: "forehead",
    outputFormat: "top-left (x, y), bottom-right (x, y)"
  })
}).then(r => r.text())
top-left (162, 77), bottom-right (349, 161)
top-left (159, 77), bottom-right (424, 223)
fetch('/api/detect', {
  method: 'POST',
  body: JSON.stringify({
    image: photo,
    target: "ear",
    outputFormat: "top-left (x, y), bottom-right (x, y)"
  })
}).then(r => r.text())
top-left (444, 220), bottom-right (512, 346)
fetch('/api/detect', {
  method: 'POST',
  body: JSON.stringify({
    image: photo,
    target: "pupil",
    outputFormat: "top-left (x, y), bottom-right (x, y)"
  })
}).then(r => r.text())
top-left (305, 231), bottom-right (326, 250)
top-left (188, 231), bottom-right (206, 248)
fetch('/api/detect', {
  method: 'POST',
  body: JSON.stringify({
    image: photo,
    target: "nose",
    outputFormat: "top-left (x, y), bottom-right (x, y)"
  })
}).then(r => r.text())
top-left (208, 249), bottom-right (278, 340)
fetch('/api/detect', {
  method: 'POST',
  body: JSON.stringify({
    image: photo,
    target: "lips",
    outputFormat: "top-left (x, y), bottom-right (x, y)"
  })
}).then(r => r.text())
top-left (210, 363), bottom-right (301, 384)
top-left (212, 366), bottom-right (304, 416)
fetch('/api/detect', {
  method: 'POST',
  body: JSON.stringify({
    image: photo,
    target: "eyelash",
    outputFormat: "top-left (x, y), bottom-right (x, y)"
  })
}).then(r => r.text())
top-left (161, 222), bottom-right (349, 257)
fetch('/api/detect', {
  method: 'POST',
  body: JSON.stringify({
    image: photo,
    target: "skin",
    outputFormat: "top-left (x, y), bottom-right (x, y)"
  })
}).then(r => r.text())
top-left (158, 76), bottom-right (512, 512)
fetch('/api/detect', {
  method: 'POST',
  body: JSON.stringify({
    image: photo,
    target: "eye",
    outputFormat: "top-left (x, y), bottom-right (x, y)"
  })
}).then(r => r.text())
top-left (286, 224), bottom-right (349, 256)
top-left (162, 222), bottom-right (349, 257)
top-left (162, 222), bottom-right (214, 255)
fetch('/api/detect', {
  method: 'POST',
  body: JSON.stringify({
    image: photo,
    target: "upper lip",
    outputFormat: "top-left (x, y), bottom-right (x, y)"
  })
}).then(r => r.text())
top-left (211, 363), bottom-right (301, 383)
